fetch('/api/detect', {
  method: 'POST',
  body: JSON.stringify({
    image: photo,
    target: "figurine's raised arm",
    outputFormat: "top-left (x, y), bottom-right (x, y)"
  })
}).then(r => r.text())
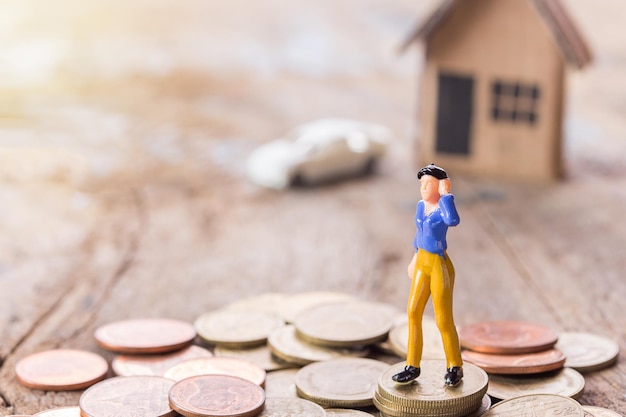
top-left (439, 193), bottom-right (460, 227)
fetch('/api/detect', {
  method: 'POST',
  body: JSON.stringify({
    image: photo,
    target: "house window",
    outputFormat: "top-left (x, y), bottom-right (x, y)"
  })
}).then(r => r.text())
top-left (491, 81), bottom-right (540, 125)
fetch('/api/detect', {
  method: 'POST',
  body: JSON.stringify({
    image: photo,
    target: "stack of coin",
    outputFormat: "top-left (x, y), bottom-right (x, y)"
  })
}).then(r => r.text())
top-left (94, 318), bottom-right (217, 379)
top-left (373, 360), bottom-right (489, 417)
top-left (293, 301), bottom-right (397, 348)
top-left (194, 305), bottom-right (290, 372)
top-left (202, 292), bottom-right (378, 372)
top-left (267, 324), bottom-right (370, 366)
top-left (459, 320), bottom-right (565, 375)
top-left (458, 320), bottom-right (582, 402)
top-left (207, 297), bottom-right (399, 369)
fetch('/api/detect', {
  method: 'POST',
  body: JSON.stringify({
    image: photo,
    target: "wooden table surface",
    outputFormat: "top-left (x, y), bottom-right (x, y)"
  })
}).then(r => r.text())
top-left (0, 0), bottom-right (625, 415)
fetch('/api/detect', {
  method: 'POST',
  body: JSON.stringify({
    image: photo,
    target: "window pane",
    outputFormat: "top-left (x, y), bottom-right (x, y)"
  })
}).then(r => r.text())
top-left (491, 80), bottom-right (540, 125)
top-left (531, 86), bottom-right (540, 99)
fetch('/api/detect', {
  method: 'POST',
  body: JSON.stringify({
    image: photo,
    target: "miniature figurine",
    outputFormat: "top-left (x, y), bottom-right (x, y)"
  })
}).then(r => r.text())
top-left (392, 164), bottom-right (463, 386)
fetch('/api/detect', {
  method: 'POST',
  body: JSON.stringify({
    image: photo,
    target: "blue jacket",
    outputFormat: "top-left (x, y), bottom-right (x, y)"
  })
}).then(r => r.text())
top-left (413, 194), bottom-right (460, 256)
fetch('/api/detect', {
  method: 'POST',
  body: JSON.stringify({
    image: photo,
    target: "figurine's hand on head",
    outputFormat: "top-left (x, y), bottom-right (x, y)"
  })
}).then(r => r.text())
top-left (439, 178), bottom-right (452, 195)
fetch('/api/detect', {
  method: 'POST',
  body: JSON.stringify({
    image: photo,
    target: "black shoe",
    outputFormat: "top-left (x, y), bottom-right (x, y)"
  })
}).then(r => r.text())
top-left (444, 366), bottom-right (463, 387)
top-left (392, 366), bottom-right (421, 385)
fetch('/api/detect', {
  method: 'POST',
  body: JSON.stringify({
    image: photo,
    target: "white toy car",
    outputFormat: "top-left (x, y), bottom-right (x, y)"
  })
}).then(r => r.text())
top-left (246, 118), bottom-right (391, 189)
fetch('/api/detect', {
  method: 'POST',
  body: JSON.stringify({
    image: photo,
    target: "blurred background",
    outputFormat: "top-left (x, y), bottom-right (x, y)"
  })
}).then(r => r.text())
top-left (2, 0), bottom-right (626, 334)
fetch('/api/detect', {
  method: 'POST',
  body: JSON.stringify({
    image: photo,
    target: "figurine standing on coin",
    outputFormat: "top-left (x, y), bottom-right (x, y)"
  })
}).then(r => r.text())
top-left (392, 164), bottom-right (463, 386)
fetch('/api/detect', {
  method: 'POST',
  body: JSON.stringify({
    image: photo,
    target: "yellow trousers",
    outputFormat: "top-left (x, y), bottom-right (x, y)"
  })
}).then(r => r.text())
top-left (406, 249), bottom-right (463, 369)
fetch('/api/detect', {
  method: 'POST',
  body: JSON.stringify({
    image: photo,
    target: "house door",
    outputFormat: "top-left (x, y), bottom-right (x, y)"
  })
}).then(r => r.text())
top-left (435, 73), bottom-right (474, 155)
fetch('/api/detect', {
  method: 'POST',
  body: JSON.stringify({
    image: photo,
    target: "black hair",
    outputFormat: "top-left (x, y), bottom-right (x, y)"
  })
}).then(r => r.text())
top-left (417, 163), bottom-right (448, 180)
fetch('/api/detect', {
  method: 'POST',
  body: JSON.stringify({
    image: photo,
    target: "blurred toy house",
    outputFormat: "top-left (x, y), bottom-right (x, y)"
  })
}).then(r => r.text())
top-left (402, 0), bottom-right (592, 181)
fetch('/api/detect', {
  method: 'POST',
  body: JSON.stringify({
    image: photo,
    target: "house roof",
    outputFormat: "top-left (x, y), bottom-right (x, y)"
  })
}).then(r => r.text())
top-left (400, 0), bottom-right (592, 69)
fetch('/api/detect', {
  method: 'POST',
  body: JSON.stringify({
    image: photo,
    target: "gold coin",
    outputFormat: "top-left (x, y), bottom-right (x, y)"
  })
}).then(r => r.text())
top-left (278, 291), bottom-right (358, 323)
top-left (195, 309), bottom-right (283, 348)
top-left (487, 367), bottom-right (585, 400)
top-left (163, 356), bottom-right (267, 387)
top-left (15, 349), bottom-right (108, 391)
top-left (112, 345), bottom-right (213, 377)
top-left (481, 393), bottom-right (584, 416)
top-left (267, 325), bottom-right (369, 366)
top-left (168, 375), bottom-right (265, 417)
top-left (582, 406), bottom-right (624, 417)
top-left (264, 368), bottom-right (300, 399)
top-left (375, 360), bottom-right (488, 417)
top-left (326, 408), bottom-right (374, 417)
top-left (257, 398), bottom-right (325, 417)
top-left (79, 376), bottom-right (176, 417)
top-left (215, 344), bottom-right (296, 371)
top-left (33, 407), bottom-right (81, 417)
top-left (556, 332), bottom-right (619, 372)
top-left (94, 318), bottom-right (196, 354)
top-left (294, 301), bottom-right (396, 348)
top-left (461, 348), bottom-right (566, 374)
top-left (295, 357), bottom-right (389, 408)
top-left (387, 316), bottom-right (445, 359)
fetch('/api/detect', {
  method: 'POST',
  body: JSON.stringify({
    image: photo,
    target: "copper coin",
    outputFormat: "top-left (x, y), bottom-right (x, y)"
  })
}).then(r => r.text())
top-left (95, 318), bottom-right (196, 354)
top-left (33, 407), bottom-right (81, 417)
top-left (163, 356), bottom-right (267, 387)
top-left (462, 348), bottom-right (566, 374)
top-left (15, 349), bottom-right (108, 391)
top-left (459, 321), bottom-right (558, 354)
top-left (168, 374), bottom-right (265, 417)
top-left (79, 376), bottom-right (176, 417)
top-left (112, 345), bottom-right (213, 377)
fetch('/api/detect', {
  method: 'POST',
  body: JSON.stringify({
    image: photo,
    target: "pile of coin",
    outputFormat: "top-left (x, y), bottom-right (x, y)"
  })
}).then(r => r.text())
top-left (9, 292), bottom-right (623, 417)
top-left (373, 360), bottom-right (489, 417)
top-left (458, 320), bottom-right (620, 407)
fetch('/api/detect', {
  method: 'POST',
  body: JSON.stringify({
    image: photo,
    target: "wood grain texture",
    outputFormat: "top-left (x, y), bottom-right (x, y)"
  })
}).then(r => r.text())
top-left (1, 0), bottom-right (625, 415)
